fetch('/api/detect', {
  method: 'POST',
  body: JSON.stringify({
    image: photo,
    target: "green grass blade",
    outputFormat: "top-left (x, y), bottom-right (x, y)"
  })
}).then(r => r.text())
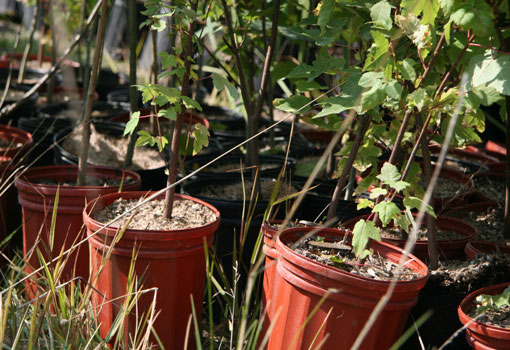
top-left (49, 185), bottom-right (60, 252)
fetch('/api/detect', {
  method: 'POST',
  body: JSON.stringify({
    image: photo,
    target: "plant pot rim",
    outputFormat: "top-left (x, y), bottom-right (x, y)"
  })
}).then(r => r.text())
top-left (458, 282), bottom-right (510, 336)
top-left (83, 191), bottom-right (221, 238)
top-left (276, 226), bottom-right (429, 287)
top-left (182, 176), bottom-right (289, 206)
top-left (15, 164), bottom-right (142, 192)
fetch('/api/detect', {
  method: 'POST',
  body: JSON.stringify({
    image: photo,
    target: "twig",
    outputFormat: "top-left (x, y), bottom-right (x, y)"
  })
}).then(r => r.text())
top-left (77, 0), bottom-right (109, 186)
top-left (326, 114), bottom-right (371, 222)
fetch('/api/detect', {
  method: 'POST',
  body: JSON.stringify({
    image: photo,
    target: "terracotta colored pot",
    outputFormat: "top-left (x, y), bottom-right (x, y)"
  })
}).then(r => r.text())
top-left (83, 191), bottom-right (220, 350)
top-left (0, 124), bottom-right (33, 162)
top-left (267, 227), bottom-right (429, 350)
top-left (458, 283), bottom-right (510, 349)
top-left (15, 165), bottom-right (141, 293)
top-left (341, 215), bottom-right (477, 261)
top-left (465, 241), bottom-right (510, 259)
top-left (261, 221), bottom-right (281, 320)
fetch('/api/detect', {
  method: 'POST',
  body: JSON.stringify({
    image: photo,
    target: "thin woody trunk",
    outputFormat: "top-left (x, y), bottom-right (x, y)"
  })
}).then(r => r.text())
top-left (18, 0), bottom-right (40, 84)
top-left (504, 95), bottom-right (510, 238)
top-left (327, 114), bottom-right (372, 222)
top-left (77, 0), bottom-right (109, 186)
top-left (164, 9), bottom-right (197, 219)
top-left (416, 114), bottom-right (439, 269)
top-left (123, 0), bottom-right (138, 168)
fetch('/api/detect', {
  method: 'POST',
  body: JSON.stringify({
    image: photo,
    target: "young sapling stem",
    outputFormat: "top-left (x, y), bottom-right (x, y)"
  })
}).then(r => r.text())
top-left (77, 0), bottom-right (109, 186)
top-left (123, 0), bottom-right (139, 168)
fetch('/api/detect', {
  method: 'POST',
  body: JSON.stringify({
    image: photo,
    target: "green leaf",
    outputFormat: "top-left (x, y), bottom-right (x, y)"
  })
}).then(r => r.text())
top-left (464, 52), bottom-right (510, 96)
top-left (357, 198), bottom-right (374, 210)
top-left (355, 173), bottom-right (378, 195)
top-left (373, 201), bottom-right (401, 227)
top-left (329, 256), bottom-right (345, 264)
top-left (212, 73), bottom-right (239, 100)
top-left (152, 19), bottom-right (166, 32)
top-left (439, 0), bottom-right (455, 17)
top-left (391, 180), bottom-right (410, 192)
top-left (155, 136), bottom-right (168, 152)
top-left (361, 81), bottom-right (387, 111)
top-left (158, 108), bottom-right (177, 121)
top-left (408, 88), bottom-right (428, 111)
top-left (369, 187), bottom-right (388, 199)
top-left (159, 52), bottom-right (177, 70)
top-left (444, 19), bottom-right (452, 44)
top-left (295, 80), bottom-right (327, 92)
top-left (401, 0), bottom-right (440, 25)
top-left (352, 219), bottom-right (381, 259)
top-left (377, 162), bottom-right (400, 182)
top-left (192, 123), bottom-right (210, 155)
top-left (370, 1), bottom-right (393, 30)
top-left (394, 214), bottom-right (411, 232)
top-left (364, 31), bottom-right (390, 70)
top-left (398, 58), bottom-right (417, 81)
top-left (451, 2), bottom-right (494, 36)
top-left (359, 72), bottom-right (384, 88)
top-left (182, 96), bottom-right (202, 111)
top-left (317, 0), bottom-right (335, 31)
top-left (471, 86), bottom-right (503, 106)
top-left (273, 96), bottom-right (311, 114)
top-left (124, 111), bottom-right (140, 136)
top-left (464, 109), bottom-right (485, 133)
top-left (384, 81), bottom-right (403, 99)
top-left (135, 131), bottom-right (156, 148)
top-left (403, 196), bottom-right (436, 218)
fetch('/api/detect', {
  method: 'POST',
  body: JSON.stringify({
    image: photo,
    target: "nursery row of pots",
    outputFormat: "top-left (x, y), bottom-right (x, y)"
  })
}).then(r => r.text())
top-left (1, 124), bottom-right (508, 350)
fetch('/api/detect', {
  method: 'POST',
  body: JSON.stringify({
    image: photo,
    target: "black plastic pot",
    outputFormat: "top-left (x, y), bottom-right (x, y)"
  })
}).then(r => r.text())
top-left (182, 176), bottom-right (301, 283)
top-left (53, 126), bottom-right (168, 191)
top-left (184, 152), bottom-right (296, 180)
top-left (0, 83), bottom-right (38, 122)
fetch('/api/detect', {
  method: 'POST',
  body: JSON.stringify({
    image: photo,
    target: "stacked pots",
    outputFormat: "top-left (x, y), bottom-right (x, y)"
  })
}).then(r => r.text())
top-left (15, 165), bottom-right (141, 296)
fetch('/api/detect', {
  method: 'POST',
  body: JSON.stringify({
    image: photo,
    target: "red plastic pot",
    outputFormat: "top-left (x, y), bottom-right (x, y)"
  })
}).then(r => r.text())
top-left (0, 124), bottom-right (33, 162)
top-left (465, 241), bottom-right (510, 259)
top-left (458, 282), bottom-right (510, 349)
top-left (261, 220), bottom-right (283, 326)
top-left (342, 215), bottom-right (477, 261)
top-left (83, 191), bottom-right (220, 350)
top-left (266, 227), bottom-right (429, 350)
top-left (15, 165), bottom-right (141, 293)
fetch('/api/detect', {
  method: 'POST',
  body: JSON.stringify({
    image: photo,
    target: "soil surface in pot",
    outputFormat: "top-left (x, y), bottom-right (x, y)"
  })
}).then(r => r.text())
top-left (431, 254), bottom-right (510, 290)
top-left (291, 234), bottom-right (420, 281)
top-left (474, 175), bottom-right (505, 203)
top-left (468, 300), bottom-right (510, 329)
top-left (94, 197), bottom-right (217, 230)
top-left (449, 206), bottom-right (508, 243)
top-left (36, 176), bottom-right (133, 187)
top-left (380, 226), bottom-right (465, 241)
top-left (62, 125), bottom-right (165, 170)
top-left (198, 179), bottom-right (298, 201)
top-left (424, 176), bottom-right (469, 199)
